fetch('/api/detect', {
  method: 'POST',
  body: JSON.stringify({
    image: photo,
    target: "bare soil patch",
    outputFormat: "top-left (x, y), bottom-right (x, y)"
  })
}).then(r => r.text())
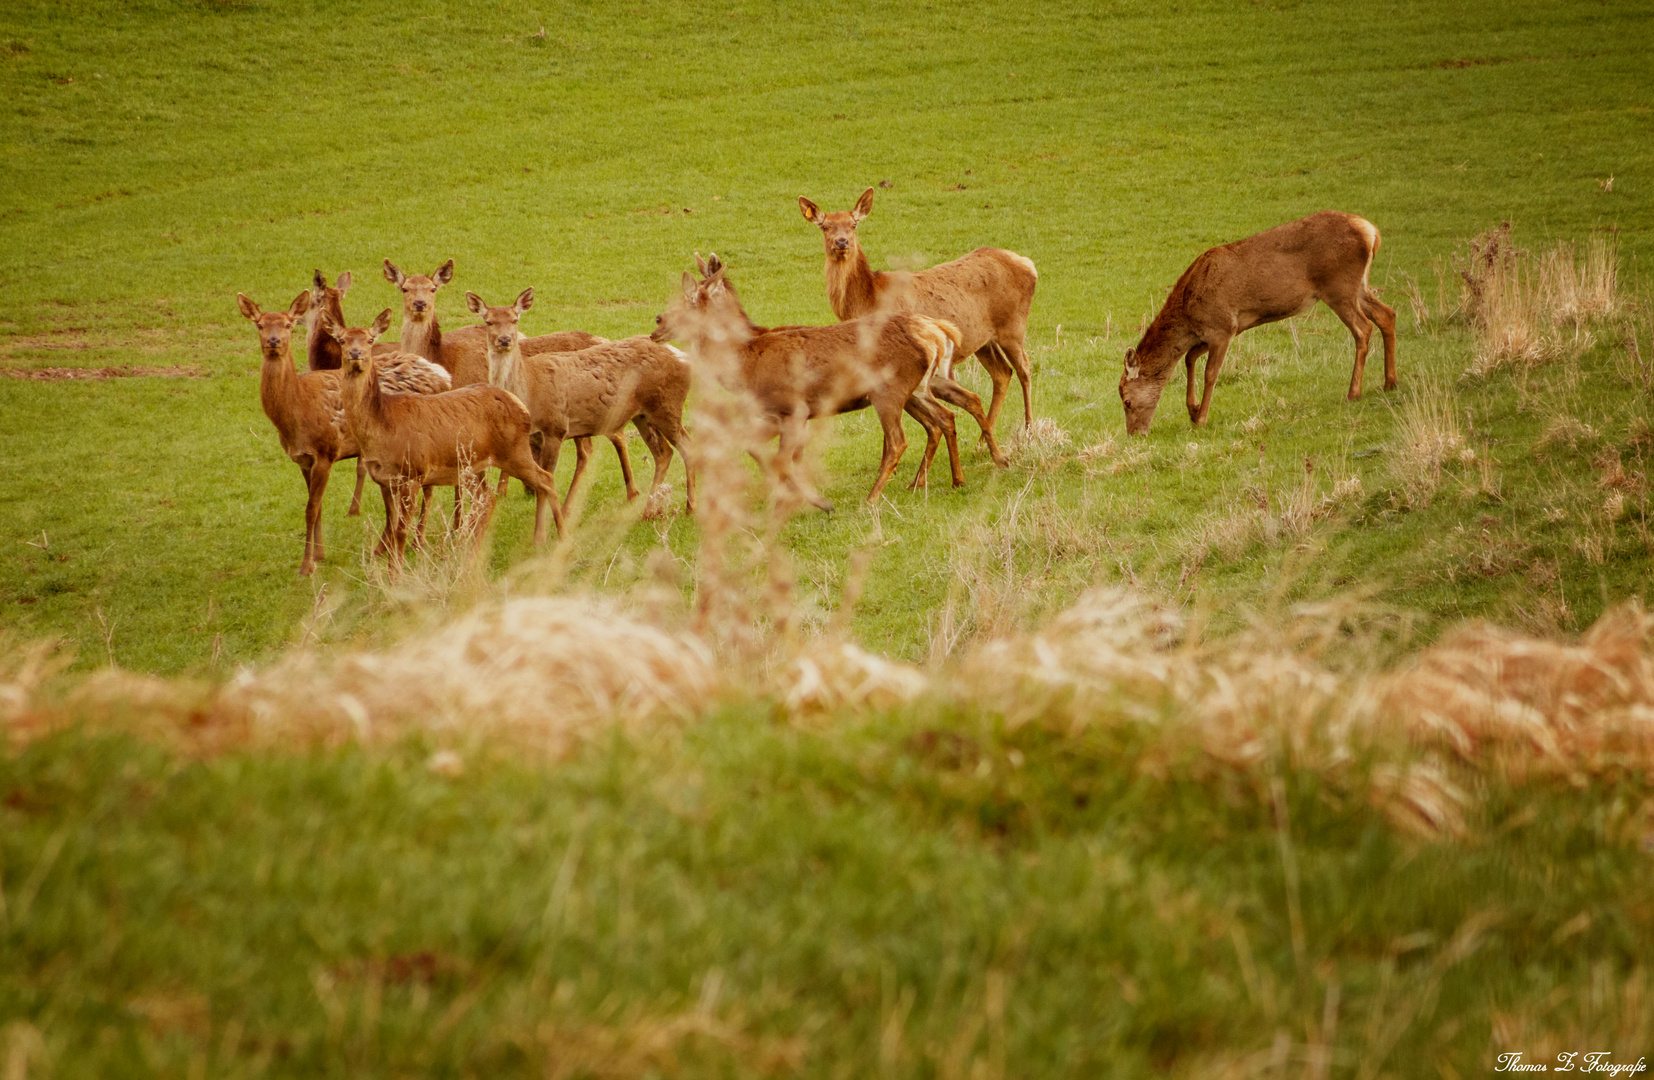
top-left (3, 365), bottom-right (204, 381)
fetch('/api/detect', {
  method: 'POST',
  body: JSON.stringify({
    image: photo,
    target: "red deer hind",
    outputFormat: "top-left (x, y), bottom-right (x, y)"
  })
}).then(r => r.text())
top-left (799, 187), bottom-right (1037, 465)
top-left (1119, 211), bottom-right (1398, 435)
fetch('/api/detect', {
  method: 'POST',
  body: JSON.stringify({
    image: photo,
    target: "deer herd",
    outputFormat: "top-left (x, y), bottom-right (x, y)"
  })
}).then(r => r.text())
top-left (236, 194), bottom-right (1398, 576)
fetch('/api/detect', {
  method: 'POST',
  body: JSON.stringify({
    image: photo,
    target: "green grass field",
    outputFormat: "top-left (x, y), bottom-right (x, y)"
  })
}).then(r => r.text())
top-left (4, 1), bottom-right (1654, 1076)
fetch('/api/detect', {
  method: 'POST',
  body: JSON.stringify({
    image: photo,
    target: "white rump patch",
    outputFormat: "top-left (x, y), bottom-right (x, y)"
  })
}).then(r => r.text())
top-left (667, 345), bottom-right (689, 364)
top-left (1006, 252), bottom-right (1038, 280)
top-left (1353, 217), bottom-right (1379, 288)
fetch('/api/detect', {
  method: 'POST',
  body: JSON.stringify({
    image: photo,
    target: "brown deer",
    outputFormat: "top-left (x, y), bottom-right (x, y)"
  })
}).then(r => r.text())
top-left (470, 288), bottom-right (695, 513)
top-left (239, 292), bottom-right (455, 575)
top-left (379, 258), bottom-right (492, 385)
top-left (799, 187), bottom-right (1037, 464)
top-left (652, 255), bottom-right (963, 510)
top-left (326, 309), bottom-right (563, 568)
top-left (1118, 211), bottom-right (1399, 435)
top-left (305, 270), bottom-right (352, 371)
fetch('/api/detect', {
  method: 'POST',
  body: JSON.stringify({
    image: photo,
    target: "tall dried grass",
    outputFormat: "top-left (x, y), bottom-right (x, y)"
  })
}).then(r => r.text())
top-left (1458, 225), bottom-right (1619, 376)
top-left (1390, 375), bottom-right (1470, 509)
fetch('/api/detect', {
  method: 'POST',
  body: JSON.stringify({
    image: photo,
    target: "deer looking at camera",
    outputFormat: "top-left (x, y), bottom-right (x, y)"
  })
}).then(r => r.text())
top-left (799, 187), bottom-right (1037, 464)
top-left (326, 309), bottom-right (563, 569)
top-left (379, 259), bottom-right (491, 384)
top-left (1119, 210), bottom-right (1399, 435)
top-left (471, 288), bottom-right (696, 514)
top-left (652, 255), bottom-right (964, 510)
top-left (237, 291), bottom-right (453, 576)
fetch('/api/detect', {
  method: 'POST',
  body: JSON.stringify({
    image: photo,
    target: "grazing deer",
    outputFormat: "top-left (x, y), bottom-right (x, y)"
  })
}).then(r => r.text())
top-left (1118, 211), bottom-right (1399, 435)
top-left (239, 292), bottom-right (455, 575)
top-left (471, 288), bottom-right (695, 513)
top-left (799, 187), bottom-right (1037, 463)
top-left (652, 255), bottom-right (963, 510)
top-left (326, 310), bottom-right (563, 568)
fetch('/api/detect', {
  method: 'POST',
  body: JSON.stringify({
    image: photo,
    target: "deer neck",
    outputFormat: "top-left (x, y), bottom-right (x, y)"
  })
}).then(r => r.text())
top-left (258, 341), bottom-right (301, 426)
top-left (399, 311), bottom-right (442, 361)
top-left (304, 297), bottom-right (343, 368)
top-left (488, 335), bottom-right (528, 400)
top-left (342, 361), bottom-right (387, 436)
top-left (825, 243), bottom-right (880, 320)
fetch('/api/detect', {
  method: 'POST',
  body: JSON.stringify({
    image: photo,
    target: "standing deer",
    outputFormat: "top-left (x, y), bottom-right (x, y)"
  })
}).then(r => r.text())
top-left (469, 288), bottom-right (695, 513)
top-left (652, 255), bottom-right (963, 509)
top-left (799, 187), bottom-right (1037, 464)
top-left (327, 309), bottom-right (563, 568)
top-left (237, 291), bottom-right (451, 575)
top-left (380, 258), bottom-right (490, 385)
top-left (305, 270), bottom-right (352, 371)
top-left (1118, 211), bottom-right (1399, 435)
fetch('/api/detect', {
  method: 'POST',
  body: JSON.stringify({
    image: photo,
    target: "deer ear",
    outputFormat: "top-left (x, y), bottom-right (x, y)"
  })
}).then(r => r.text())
top-left (681, 271), bottom-right (698, 302)
top-left (799, 196), bottom-right (821, 224)
top-left (383, 259), bottom-right (404, 286)
top-left (236, 293), bottom-right (259, 320)
top-left (336, 270), bottom-right (352, 293)
top-left (852, 187), bottom-right (875, 222)
top-left (289, 291), bottom-right (311, 318)
top-left (694, 253), bottom-right (709, 277)
top-left (465, 291), bottom-right (485, 315)
top-left (320, 313), bottom-right (345, 342)
top-left (1123, 348), bottom-right (1141, 381)
top-left (706, 252), bottom-right (723, 275)
top-left (515, 287), bottom-right (534, 314)
top-left (313, 269), bottom-right (328, 293)
top-left (434, 259), bottom-right (455, 286)
top-left (369, 308), bottom-right (392, 340)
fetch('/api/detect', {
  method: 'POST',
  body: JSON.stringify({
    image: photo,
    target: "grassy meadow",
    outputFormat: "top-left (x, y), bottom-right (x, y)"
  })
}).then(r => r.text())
top-left (4, 0), bottom-right (1654, 1076)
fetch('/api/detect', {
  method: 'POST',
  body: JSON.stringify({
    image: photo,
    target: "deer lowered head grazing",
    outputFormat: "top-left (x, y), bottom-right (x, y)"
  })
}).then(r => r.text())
top-left (798, 186), bottom-right (1036, 464)
top-left (1118, 210), bottom-right (1399, 436)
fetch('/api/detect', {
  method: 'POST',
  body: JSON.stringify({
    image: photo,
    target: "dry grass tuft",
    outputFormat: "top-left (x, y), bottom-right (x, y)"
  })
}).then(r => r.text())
top-left (1535, 414), bottom-right (1600, 452)
top-left (1077, 435), bottom-right (1151, 475)
top-left (1391, 376), bottom-right (1467, 508)
top-left (779, 640), bottom-right (927, 715)
top-left (1381, 600), bottom-right (1654, 775)
top-left (1006, 417), bottom-right (1072, 469)
top-left (1458, 225), bottom-right (1619, 376)
top-left (201, 596), bottom-right (719, 757)
top-left (0, 637), bottom-right (74, 730)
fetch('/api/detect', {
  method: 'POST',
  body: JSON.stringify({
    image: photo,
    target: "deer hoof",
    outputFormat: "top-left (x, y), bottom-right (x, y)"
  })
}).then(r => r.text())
top-left (1384, 378), bottom-right (1398, 391)
top-left (1347, 389), bottom-right (1362, 401)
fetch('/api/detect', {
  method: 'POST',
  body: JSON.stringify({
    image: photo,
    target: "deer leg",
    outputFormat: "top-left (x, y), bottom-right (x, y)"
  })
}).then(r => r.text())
top-left (390, 482), bottom-right (416, 573)
top-left (634, 417), bottom-right (674, 501)
top-left (504, 444), bottom-right (562, 543)
top-left (867, 397), bottom-right (909, 504)
top-left (995, 337), bottom-right (1036, 429)
top-left (649, 414), bottom-right (695, 513)
top-left (301, 458), bottom-right (332, 576)
top-left (973, 345), bottom-right (1015, 444)
top-left (347, 457), bottom-right (366, 517)
top-left (465, 470), bottom-right (498, 548)
top-left (1363, 290), bottom-right (1400, 390)
top-left (374, 480), bottom-right (395, 557)
top-left (606, 431), bottom-right (642, 501)
top-left (538, 435), bottom-right (566, 508)
top-left (1330, 297), bottom-right (1375, 400)
top-left (775, 411), bottom-right (831, 511)
top-left (931, 374), bottom-right (1006, 467)
top-left (567, 436), bottom-right (596, 507)
top-left (1193, 336), bottom-right (1232, 427)
top-left (415, 485), bottom-right (433, 548)
top-left (903, 396), bottom-right (947, 490)
top-left (1184, 343), bottom-right (1211, 422)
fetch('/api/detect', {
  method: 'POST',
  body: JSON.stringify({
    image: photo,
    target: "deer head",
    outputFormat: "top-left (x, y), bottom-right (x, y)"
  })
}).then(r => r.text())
top-left (465, 288), bottom-right (534, 354)
top-left (799, 187), bottom-right (875, 260)
top-left (238, 291), bottom-right (310, 357)
top-left (323, 309), bottom-right (394, 376)
top-left (307, 270), bottom-right (353, 335)
top-left (1118, 346), bottom-right (1167, 436)
top-left (652, 255), bottom-right (746, 345)
top-left (383, 259), bottom-right (454, 323)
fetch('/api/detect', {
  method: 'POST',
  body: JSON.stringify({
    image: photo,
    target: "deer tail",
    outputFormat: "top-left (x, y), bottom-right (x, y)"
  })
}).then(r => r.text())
top-left (911, 317), bottom-right (956, 405)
